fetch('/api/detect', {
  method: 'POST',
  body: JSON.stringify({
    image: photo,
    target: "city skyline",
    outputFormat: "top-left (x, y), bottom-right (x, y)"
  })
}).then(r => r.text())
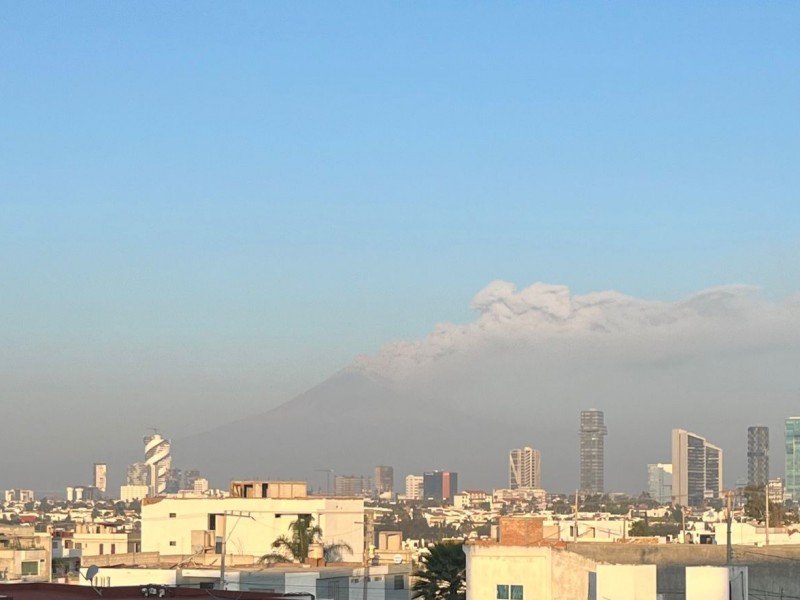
top-left (2, 4), bottom-right (800, 494)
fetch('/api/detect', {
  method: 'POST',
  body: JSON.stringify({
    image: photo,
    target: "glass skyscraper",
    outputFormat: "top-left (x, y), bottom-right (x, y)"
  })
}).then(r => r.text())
top-left (785, 418), bottom-right (800, 500)
top-left (580, 409), bottom-right (607, 494)
top-left (747, 426), bottom-right (769, 487)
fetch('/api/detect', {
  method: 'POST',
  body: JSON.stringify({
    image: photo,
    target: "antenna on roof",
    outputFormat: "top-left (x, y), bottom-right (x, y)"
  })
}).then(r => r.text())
top-left (82, 564), bottom-right (103, 596)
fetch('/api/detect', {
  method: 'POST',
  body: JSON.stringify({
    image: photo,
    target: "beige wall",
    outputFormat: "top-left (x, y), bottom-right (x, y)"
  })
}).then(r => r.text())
top-left (141, 496), bottom-right (363, 561)
top-left (464, 544), bottom-right (595, 600)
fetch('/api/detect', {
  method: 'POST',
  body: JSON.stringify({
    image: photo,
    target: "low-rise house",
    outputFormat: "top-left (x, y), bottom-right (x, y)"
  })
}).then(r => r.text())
top-left (0, 525), bottom-right (51, 583)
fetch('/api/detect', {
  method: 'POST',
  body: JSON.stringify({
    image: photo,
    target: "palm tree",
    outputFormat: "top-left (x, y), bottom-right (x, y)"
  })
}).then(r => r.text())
top-left (259, 515), bottom-right (352, 565)
top-left (412, 542), bottom-right (466, 600)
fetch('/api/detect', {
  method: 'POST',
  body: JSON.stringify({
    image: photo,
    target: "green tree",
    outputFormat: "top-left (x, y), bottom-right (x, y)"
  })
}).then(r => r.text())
top-left (259, 515), bottom-right (352, 564)
top-left (412, 542), bottom-right (466, 600)
top-left (743, 486), bottom-right (785, 526)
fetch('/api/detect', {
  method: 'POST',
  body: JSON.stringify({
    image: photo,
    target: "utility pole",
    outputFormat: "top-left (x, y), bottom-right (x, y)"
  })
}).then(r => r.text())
top-left (726, 491), bottom-right (733, 565)
top-left (362, 510), bottom-right (374, 600)
top-left (219, 513), bottom-right (227, 590)
top-left (765, 483), bottom-right (770, 546)
top-left (573, 490), bottom-right (579, 542)
top-left (219, 510), bottom-right (252, 590)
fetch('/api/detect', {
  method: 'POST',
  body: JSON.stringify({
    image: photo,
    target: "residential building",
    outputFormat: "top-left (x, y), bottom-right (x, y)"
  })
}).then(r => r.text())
top-left (509, 447), bottom-right (541, 490)
top-left (579, 409), bottom-right (607, 494)
top-left (334, 475), bottom-right (370, 497)
top-left (672, 429), bottom-right (723, 507)
top-left (127, 462), bottom-right (149, 487)
top-left (404, 475), bottom-right (423, 501)
top-left (785, 418), bottom-right (800, 501)
top-left (647, 463), bottom-right (673, 504)
top-left (747, 426), bottom-right (769, 487)
top-left (144, 432), bottom-right (171, 496)
top-left (423, 471), bottom-right (458, 501)
top-left (374, 465), bottom-right (394, 497)
top-left (120, 485), bottom-right (149, 502)
top-left (4, 490), bottom-right (34, 504)
top-left (93, 463), bottom-right (108, 494)
top-left (140, 480), bottom-right (363, 561)
top-left (0, 525), bottom-right (51, 583)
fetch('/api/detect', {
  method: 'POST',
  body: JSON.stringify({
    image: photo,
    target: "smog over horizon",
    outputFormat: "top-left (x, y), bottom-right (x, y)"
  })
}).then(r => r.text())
top-left (2, 4), bottom-right (800, 500)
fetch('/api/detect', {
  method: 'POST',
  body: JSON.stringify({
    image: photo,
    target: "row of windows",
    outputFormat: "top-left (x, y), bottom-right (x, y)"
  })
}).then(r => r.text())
top-left (497, 584), bottom-right (523, 600)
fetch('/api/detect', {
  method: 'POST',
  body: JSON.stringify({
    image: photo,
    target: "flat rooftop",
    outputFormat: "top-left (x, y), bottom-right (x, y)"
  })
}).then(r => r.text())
top-left (0, 583), bottom-right (286, 600)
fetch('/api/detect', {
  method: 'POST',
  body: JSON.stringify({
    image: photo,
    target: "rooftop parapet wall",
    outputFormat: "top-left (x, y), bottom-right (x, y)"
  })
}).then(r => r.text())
top-left (566, 542), bottom-right (800, 566)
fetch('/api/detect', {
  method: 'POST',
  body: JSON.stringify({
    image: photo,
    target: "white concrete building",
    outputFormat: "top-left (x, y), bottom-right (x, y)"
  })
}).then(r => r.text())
top-left (94, 463), bottom-right (108, 494)
top-left (141, 494), bottom-right (363, 561)
top-left (464, 543), bottom-right (596, 600)
top-left (509, 447), bottom-right (541, 490)
top-left (120, 484), bottom-right (149, 502)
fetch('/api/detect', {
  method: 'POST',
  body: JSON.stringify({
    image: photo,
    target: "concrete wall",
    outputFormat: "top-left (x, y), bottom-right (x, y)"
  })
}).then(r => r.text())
top-left (141, 496), bottom-right (363, 561)
top-left (685, 567), bottom-right (728, 600)
top-left (465, 544), bottom-right (596, 600)
top-left (596, 565), bottom-right (657, 600)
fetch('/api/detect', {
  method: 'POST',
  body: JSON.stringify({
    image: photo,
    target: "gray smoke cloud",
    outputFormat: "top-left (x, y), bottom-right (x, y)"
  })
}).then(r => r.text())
top-left (352, 281), bottom-right (800, 491)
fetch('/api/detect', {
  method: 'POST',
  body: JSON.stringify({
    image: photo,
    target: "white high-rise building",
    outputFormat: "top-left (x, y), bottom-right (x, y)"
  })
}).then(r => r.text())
top-left (509, 447), bottom-right (541, 489)
top-left (144, 432), bottom-right (172, 496)
top-left (647, 463), bottom-right (673, 504)
top-left (672, 429), bottom-right (723, 507)
top-left (405, 475), bottom-right (423, 500)
top-left (93, 463), bottom-right (108, 494)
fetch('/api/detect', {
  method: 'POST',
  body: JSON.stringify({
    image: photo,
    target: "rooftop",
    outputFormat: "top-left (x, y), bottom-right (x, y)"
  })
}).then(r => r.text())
top-left (0, 584), bottom-right (285, 600)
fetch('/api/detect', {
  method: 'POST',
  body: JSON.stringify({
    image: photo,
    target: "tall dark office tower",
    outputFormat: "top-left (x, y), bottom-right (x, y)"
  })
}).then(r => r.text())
top-left (374, 465), bottom-right (394, 496)
top-left (747, 426), bottom-right (769, 487)
top-left (580, 409), bottom-right (607, 494)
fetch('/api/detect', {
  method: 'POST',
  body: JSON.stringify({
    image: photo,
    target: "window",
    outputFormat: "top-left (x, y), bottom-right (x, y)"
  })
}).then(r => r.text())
top-left (511, 585), bottom-right (524, 600)
top-left (99, 544), bottom-right (104, 555)
top-left (351, 578), bottom-right (360, 583)
top-left (169, 512), bottom-right (177, 518)
top-left (497, 585), bottom-right (509, 600)
top-left (21, 561), bottom-right (38, 576)
top-left (169, 541), bottom-right (177, 547)
top-left (394, 575), bottom-right (405, 590)
top-left (111, 544), bottom-right (116, 555)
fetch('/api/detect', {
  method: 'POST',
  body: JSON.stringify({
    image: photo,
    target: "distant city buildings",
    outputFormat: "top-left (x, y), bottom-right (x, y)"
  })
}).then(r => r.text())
top-left (579, 409), bottom-right (607, 494)
top-left (93, 463), bottom-right (107, 494)
top-left (785, 418), bottom-right (800, 501)
top-left (404, 475), bottom-right (423, 500)
top-left (374, 465), bottom-right (394, 497)
top-left (671, 429), bottom-right (723, 507)
top-left (647, 463), bottom-right (673, 504)
top-left (144, 432), bottom-right (171, 496)
top-left (747, 426), bottom-right (769, 487)
top-left (423, 470), bottom-right (458, 501)
top-left (509, 447), bottom-right (541, 489)
top-left (334, 474), bottom-right (371, 497)
top-left (127, 462), bottom-right (149, 487)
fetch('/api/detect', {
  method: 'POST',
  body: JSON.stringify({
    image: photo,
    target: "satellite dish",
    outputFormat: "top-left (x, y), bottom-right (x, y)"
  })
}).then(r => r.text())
top-left (85, 565), bottom-right (100, 581)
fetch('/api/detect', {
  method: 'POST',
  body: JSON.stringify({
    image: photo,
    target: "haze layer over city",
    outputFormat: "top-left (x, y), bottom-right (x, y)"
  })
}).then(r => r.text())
top-left (2, 3), bottom-right (799, 496)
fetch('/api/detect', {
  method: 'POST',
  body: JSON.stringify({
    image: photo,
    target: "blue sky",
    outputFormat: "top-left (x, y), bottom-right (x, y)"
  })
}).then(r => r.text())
top-left (2, 2), bottom-right (799, 420)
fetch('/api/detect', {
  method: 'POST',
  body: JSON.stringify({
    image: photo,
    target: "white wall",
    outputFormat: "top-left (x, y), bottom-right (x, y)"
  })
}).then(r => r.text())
top-left (596, 564), bottom-right (657, 600)
top-left (685, 567), bottom-right (729, 600)
top-left (141, 496), bottom-right (363, 561)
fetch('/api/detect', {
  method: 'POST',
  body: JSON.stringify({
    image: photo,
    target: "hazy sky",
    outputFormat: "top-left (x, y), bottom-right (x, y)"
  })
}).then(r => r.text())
top-left (2, 3), bottom-right (800, 489)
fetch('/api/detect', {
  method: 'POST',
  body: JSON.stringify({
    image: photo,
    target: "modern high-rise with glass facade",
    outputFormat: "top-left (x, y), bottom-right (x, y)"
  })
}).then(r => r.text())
top-left (785, 418), bottom-right (800, 501)
top-left (672, 429), bottom-right (723, 507)
top-left (374, 465), bottom-right (394, 496)
top-left (509, 447), bottom-right (541, 489)
top-left (647, 463), bottom-right (673, 504)
top-left (747, 426), bottom-right (769, 487)
top-left (580, 410), bottom-right (607, 494)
